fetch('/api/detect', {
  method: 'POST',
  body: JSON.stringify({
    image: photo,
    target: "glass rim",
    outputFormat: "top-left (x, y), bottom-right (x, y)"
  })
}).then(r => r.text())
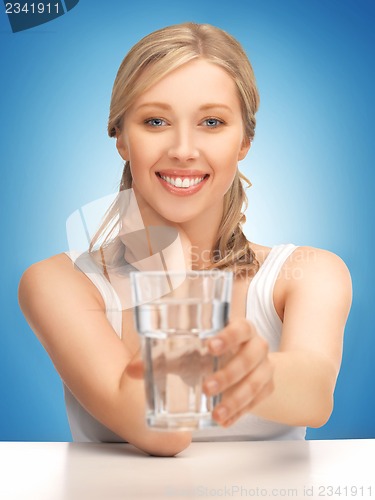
top-left (130, 269), bottom-right (233, 278)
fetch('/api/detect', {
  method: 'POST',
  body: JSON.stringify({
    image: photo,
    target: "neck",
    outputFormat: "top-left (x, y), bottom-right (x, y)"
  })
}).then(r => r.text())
top-left (130, 185), bottom-right (224, 271)
top-left (178, 204), bottom-right (224, 270)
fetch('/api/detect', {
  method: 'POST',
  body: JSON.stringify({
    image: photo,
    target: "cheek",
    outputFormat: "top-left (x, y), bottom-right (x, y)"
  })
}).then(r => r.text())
top-left (222, 169), bottom-right (238, 196)
top-left (211, 130), bottom-right (244, 161)
top-left (210, 139), bottom-right (241, 192)
top-left (127, 140), bottom-right (157, 176)
top-left (211, 140), bottom-right (241, 174)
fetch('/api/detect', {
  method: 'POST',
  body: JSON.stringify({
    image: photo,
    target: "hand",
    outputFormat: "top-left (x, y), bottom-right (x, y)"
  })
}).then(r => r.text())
top-left (126, 318), bottom-right (274, 427)
top-left (203, 318), bottom-right (274, 427)
top-left (126, 345), bottom-right (214, 387)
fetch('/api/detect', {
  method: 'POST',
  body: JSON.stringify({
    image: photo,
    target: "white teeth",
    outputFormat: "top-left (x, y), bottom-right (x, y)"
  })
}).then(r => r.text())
top-left (159, 174), bottom-right (206, 188)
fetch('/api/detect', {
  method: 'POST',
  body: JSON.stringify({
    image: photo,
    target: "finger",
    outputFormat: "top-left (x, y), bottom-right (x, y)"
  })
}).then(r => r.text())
top-left (204, 334), bottom-right (269, 395)
top-left (125, 358), bottom-right (145, 379)
top-left (212, 357), bottom-right (274, 424)
top-left (207, 318), bottom-right (257, 356)
top-left (220, 381), bottom-right (275, 427)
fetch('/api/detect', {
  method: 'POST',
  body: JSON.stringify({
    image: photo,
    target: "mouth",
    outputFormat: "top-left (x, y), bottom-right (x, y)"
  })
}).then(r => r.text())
top-left (156, 172), bottom-right (209, 189)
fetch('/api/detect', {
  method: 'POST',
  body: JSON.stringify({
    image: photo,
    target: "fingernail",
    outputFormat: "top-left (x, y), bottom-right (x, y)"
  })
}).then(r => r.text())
top-left (216, 406), bottom-right (228, 421)
top-left (205, 379), bottom-right (219, 394)
top-left (210, 338), bottom-right (224, 353)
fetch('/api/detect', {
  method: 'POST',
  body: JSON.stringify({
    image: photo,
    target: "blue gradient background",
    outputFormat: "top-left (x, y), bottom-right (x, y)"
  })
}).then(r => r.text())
top-left (1, 0), bottom-right (374, 441)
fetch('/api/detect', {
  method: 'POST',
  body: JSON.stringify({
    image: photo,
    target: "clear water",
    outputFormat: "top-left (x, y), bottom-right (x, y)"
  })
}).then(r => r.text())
top-left (135, 300), bottom-right (229, 430)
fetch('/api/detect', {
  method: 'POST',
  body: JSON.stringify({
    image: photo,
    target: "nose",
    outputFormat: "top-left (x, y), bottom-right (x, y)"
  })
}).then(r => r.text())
top-left (167, 126), bottom-right (199, 162)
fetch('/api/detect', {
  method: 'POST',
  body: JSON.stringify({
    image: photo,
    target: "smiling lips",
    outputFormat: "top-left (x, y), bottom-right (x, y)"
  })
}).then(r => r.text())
top-left (156, 171), bottom-right (209, 195)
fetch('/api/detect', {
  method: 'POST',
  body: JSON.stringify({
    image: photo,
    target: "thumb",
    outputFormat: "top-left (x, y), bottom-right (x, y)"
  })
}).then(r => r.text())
top-left (126, 356), bottom-right (145, 379)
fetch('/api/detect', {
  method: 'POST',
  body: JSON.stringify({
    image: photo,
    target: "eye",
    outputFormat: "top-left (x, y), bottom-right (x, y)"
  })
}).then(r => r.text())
top-left (202, 118), bottom-right (224, 128)
top-left (144, 118), bottom-right (167, 127)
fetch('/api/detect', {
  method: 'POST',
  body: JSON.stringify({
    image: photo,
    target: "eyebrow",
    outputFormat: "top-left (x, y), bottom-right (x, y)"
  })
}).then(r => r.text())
top-left (136, 102), bottom-right (172, 111)
top-left (199, 104), bottom-right (233, 113)
top-left (135, 102), bottom-right (233, 113)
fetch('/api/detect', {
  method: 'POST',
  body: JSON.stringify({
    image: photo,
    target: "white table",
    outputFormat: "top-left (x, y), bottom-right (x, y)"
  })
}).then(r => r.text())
top-left (0, 440), bottom-right (374, 499)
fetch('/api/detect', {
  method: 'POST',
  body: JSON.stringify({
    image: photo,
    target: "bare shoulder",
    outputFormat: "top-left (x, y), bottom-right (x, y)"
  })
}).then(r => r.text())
top-left (282, 246), bottom-right (352, 303)
top-left (18, 253), bottom-right (105, 317)
top-left (285, 246), bottom-right (351, 277)
top-left (272, 245), bottom-right (352, 328)
top-left (20, 253), bottom-right (73, 280)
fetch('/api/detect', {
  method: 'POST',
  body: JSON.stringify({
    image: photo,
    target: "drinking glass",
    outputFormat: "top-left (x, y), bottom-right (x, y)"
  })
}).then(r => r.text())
top-left (131, 270), bottom-right (233, 430)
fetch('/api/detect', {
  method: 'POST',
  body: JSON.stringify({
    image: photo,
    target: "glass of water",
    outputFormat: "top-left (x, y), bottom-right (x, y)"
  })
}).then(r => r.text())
top-left (130, 270), bottom-right (233, 430)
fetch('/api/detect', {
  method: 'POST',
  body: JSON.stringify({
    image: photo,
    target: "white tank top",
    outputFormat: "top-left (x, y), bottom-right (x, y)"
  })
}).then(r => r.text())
top-left (64, 244), bottom-right (306, 442)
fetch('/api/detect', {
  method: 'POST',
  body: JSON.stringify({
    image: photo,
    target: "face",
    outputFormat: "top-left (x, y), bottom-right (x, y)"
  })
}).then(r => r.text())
top-left (116, 59), bottom-right (250, 227)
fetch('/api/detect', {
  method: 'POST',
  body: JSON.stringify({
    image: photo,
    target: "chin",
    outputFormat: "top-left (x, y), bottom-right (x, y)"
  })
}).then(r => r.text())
top-left (150, 202), bottom-right (196, 223)
top-left (161, 212), bottom-right (196, 224)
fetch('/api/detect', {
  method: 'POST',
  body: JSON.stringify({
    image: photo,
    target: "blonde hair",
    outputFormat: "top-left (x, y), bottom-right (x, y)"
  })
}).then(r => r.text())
top-left (92, 22), bottom-right (260, 276)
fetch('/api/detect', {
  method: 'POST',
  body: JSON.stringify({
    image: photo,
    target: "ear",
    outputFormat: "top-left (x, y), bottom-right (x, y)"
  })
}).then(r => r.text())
top-left (238, 137), bottom-right (251, 161)
top-left (115, 127), bottom-right (129, 161)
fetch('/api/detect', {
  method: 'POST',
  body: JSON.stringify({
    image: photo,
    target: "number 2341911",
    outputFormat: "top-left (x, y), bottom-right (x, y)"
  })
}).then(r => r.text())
top-left (5, 3), bottom-right (60, 14)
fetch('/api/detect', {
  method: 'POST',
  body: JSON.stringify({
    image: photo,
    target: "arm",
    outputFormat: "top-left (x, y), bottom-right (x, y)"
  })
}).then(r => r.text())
top-left (18, 254), bottom-right (192, 456)
top-left (203, 247), bottom-right (352, 428)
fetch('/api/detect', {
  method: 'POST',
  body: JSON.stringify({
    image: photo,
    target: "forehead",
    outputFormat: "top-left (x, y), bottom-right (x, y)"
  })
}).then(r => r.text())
top-left (132, 59), bottom-right (241, 110)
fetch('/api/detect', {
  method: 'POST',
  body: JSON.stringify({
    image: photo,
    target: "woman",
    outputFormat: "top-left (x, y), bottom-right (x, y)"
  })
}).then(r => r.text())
top-left (18, 22), bottom-right (352, 456)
